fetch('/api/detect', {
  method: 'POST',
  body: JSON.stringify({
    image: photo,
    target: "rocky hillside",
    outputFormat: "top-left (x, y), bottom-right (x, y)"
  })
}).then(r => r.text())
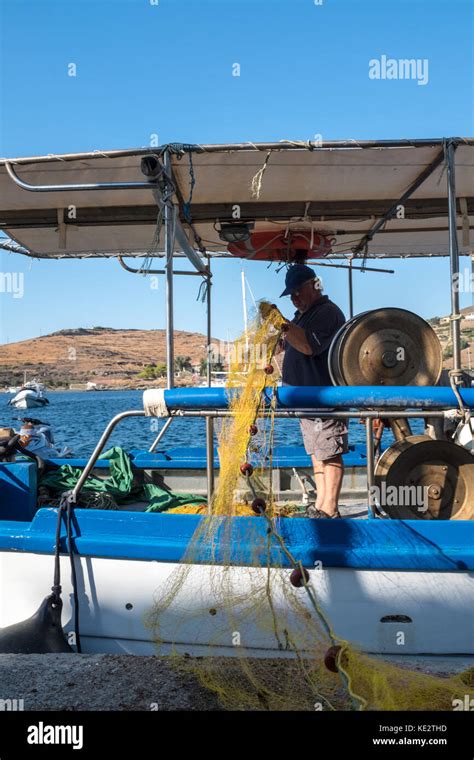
top-left (429, 306), bottom-right (474, 371)
top-left (0, 327), bottom-right (215, 389)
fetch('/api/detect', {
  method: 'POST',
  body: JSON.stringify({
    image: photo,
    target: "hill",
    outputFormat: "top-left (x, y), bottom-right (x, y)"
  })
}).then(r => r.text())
top-left (429, 306), bottom-right (474, 371)
top-left (0, 327), bottom-right (216, 389)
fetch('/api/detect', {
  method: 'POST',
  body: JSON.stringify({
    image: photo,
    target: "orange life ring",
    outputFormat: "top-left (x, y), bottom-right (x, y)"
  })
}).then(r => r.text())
top-left (227, 230), bottom-right (335, 261)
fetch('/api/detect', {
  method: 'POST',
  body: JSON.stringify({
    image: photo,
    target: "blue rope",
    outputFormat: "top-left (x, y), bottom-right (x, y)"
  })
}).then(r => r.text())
top-left (183, 152), bottom-right (196, 223)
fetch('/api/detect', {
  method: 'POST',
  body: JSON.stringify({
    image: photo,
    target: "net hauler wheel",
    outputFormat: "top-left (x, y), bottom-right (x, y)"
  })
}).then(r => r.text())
top-left (374, 435), bottom-right (474, 519)
top-left (328, 308), bottom-right (442, 386)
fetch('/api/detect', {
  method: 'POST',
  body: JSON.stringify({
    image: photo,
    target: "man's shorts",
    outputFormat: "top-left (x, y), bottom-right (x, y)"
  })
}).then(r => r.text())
top-left (300, 417), bottom-right (349, 461)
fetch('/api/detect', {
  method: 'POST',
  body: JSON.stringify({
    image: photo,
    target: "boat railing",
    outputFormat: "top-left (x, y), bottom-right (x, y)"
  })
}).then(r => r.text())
top-left (66, 384), bottom-right (474, 518)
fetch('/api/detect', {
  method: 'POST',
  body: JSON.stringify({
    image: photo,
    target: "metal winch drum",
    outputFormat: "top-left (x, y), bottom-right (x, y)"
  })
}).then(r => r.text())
top-left (374, 435), bottom-right (474, 519)
top-left (328, 307), bottom-right (443, 386)
top-left (329, 308), bottom-right (474, 519)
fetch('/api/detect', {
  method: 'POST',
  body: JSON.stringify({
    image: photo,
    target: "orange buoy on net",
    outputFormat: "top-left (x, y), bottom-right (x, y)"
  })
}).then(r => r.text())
top-left (227, 230), bottom-right (335, 262)
top-left (251, 498), bottom-right (266, 514)
top-left (324, 645), bottom-right (342, 673)
top-left (289, 567), bottom-right (310, 587)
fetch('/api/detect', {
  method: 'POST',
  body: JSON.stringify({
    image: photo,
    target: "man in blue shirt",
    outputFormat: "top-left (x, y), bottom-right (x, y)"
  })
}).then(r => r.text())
top-left (278, 264), bottom-right (348, 518)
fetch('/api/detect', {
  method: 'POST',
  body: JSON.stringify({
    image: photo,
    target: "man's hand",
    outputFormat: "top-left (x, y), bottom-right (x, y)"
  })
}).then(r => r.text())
top-left (259, 301), bottom-right (279, 318)
top-left (284, 323), bottom-right (312, 355)
top-left (274, 336), bottom-right (286, 355)
top-left (259, 301), bottom-right (286, 327)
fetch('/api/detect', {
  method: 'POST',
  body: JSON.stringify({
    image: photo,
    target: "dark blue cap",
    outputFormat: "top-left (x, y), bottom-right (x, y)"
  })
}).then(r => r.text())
top-left (280, 264), bottom-right (317, 297)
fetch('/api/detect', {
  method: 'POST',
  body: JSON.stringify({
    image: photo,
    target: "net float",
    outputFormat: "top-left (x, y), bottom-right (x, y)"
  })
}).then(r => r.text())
top-left (264, 364), bottom-right (274, 375)
top-left (289, 567), bottom-right (310, 587)
top-left (240, 462), bottom-right (254, 477)
top-left (324, 645), bottom-right (342, 673)
top-left (248, 424), bottom-right (258, 436)
top-left (227, 229), bottom-right (334, 261)
top-left (251, 498), bottom-right (266, 514)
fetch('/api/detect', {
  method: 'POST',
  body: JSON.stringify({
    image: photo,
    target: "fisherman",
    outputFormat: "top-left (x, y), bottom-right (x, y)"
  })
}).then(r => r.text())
top-left (277, 263), bottom-right (348, 518)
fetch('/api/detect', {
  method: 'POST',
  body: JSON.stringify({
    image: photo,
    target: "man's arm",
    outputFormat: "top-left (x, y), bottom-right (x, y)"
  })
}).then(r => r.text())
top-left (283, 323), bottom-right (312, 355)
top-left (283, 306), bottom-right (344, 357)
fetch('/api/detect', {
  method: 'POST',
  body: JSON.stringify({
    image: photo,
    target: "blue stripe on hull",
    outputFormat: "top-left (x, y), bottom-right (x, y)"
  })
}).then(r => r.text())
top-left (0, 508), bottom-right (472, 571)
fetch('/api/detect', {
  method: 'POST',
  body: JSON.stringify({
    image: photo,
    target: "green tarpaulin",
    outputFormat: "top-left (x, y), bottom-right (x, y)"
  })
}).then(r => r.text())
top-left (40, 446), bottom-right (207, 512)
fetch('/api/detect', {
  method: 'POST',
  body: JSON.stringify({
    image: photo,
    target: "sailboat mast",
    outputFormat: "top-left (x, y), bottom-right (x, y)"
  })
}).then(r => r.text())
top-left (241, 270), bottom-right (249, 351)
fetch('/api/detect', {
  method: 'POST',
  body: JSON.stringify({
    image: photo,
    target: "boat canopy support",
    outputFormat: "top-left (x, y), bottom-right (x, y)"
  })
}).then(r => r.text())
top-left (445, 139), bottom-right (463, 380)
top-left (4, 160), bottom-right (152, 193)
top-left (352, 148), bottom-right (446, 257)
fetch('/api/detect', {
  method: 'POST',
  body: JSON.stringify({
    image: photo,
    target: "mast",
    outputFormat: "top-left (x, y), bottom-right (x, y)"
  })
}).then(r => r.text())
top-left (241, 270), bottom-right (249, 352)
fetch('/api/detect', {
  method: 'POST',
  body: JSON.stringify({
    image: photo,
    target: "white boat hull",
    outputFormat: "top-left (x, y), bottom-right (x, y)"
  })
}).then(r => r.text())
top-left (9, 390), bottom-right (48, 409)
top-left (1, 551), bottom-right (472, 657)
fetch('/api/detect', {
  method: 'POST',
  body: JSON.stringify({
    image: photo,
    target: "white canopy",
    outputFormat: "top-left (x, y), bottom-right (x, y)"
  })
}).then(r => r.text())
top-left (0, 139), bottom-right (473, 260)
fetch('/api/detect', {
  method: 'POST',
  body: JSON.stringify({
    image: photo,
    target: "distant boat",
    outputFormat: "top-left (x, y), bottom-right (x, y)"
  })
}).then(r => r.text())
top-left (9, 380), bottom-right (49, 409)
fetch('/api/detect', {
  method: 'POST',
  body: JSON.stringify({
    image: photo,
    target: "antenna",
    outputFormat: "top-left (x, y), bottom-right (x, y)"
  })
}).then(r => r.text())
top-left (241, 270), bottom-right (249, 352)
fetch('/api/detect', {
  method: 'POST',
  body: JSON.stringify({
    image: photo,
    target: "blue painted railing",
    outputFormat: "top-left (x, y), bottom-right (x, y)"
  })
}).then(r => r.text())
top-left (160, 386), bottom-right (474, 410)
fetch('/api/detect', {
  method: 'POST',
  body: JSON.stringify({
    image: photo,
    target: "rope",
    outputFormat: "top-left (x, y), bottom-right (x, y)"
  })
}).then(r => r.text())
top-left (240, 341), bottom-right (366, 711)
top-left (51, 497), bottom-right (66, 605)
top-left (65, 493), bottom-right (82, 653)
top-left (251, 150), bottom-right (272, 199)
top-left (196, 277), bottom-right (208, 303)
top-left (183, 152), bottom-right (196, 223)
top-left (249, 489), bottom-right (366, 710)
top-left (449, 369), bottom-right (467, 411)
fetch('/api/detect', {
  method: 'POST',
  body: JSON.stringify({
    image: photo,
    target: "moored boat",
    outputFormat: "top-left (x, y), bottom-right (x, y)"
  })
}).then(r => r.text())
top-left (0, 137), bottom-right (473, 684)
top-left (9, 380), bottom-right (49, 409)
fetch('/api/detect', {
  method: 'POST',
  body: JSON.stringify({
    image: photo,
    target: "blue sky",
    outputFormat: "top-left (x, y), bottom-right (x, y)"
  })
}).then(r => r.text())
top-left (0, 0), bottom-right (473, 344)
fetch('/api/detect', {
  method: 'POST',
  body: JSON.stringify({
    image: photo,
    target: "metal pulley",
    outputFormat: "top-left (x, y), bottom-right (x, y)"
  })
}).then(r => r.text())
top-left (374, 435), bottom-right (474, 519)
top-left (328, 308), bottom-right (442, 387)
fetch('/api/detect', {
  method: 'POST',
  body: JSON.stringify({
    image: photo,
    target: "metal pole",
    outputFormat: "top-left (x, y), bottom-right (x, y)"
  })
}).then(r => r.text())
top-left (4, 161), bottom-right (152, 192)
top-left (141, 155), bottom-right (208, 274)
top-left (0, 137), bottom-right (470, 167)
top-left (365, 417), bottom-right (376, 519)
top-left (241, 270), bottom-right (249, 352)
top-left (118, 256), bottom-right (205, 277)
top-left (205, 260), bottom-right (215, 504)
top-left (174, 409), bottom-right (448, 419)
top-left (348, 259), bottom-right (354, 318)
top-left (445, 140), bottom-right (462, 379)
top-left (164, 150), bottom-right (175, 390)
top-left (148, 416), bottom-right (173, 453)
top-left (71, 411), bottom-right (145, 501)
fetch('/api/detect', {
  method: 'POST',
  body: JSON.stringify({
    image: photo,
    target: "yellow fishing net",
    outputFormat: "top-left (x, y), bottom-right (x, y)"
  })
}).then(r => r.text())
top-left (147, 301), bottom-right (474, 711)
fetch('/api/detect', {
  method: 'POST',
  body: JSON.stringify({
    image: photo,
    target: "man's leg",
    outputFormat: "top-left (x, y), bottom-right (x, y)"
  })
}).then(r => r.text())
top-left (301, 418), bottom-right (347, 517)
top-left (311, 454), bottom-right (325, 508)
top-left (319, 455), bottom-right (344, 516)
